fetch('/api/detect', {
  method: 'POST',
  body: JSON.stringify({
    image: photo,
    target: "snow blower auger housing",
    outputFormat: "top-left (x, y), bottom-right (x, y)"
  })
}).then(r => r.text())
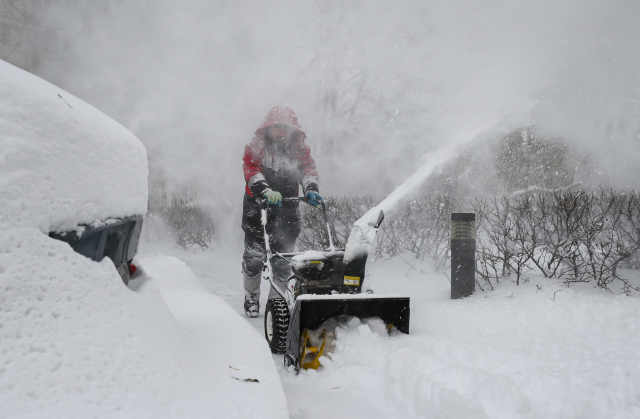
top-left (259, 197), bottom-right (410, 373)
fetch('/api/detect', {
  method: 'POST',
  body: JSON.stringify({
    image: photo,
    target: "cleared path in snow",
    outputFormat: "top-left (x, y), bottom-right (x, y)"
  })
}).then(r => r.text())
top-left (137, 253), bottom-right (289, 419)
top-left (139, 243), bottom-right (403, 419)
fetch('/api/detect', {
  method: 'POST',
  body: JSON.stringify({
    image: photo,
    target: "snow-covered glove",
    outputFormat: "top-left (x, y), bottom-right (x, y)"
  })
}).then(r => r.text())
top-left (263, 189), bottom-right (283, 206)
top-left (306, 191), bottom-right (323, 207)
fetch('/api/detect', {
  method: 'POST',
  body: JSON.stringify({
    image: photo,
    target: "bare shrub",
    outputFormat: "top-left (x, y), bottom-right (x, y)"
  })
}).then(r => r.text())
top-left (617, 191), bottom-right (640, 270)
top-left (161, 205), bottom-right (216, 250)
top-left (297, 196), bottom-right (380, 251)
top-left (297, 190), bottom-right (640, 293)
top-left (384, 196), bottom-right (452, 265)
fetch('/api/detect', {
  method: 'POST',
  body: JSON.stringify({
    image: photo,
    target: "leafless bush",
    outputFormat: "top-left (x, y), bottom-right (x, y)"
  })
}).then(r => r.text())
top-left (300, 190), bottom-right (640, 293)
top-left (473, 190), bottom-right (640, 293)
top-left (617, 192), bottom-right (640, 270)
top-left (297, 196), bottom-right (380, 251)
top-left (144, 204), bottom-right (216, 250)
top-left (298, 195), bottom-right (452, 266)
top-left (393, 196), bottom-right (452, 266)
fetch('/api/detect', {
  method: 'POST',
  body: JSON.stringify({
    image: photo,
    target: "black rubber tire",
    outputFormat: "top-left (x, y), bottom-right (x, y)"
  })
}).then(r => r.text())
top-left (264, 298), bottom-right (290, 354)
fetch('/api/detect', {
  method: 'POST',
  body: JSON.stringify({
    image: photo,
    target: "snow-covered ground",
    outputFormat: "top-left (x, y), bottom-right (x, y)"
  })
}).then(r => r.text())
top-left (140, 241), bottom-right (640, 419)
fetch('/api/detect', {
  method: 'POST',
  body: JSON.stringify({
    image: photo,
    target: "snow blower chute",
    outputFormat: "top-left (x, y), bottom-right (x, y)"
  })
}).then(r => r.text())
top-left (259, 197), bottom-right (410, 373)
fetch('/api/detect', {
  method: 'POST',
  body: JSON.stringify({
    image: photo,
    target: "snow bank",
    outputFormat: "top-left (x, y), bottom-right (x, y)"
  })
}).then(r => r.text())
top-left (138, 254), bottom-right (289, 419)
top-left (0, 230), bottom-right (288, 418)
top-left (295, 257), bottom-right (640, 419)
top-left (0, 59), bottom-right (147, 233)
top-left (0, 229), bottom-right (207, 417)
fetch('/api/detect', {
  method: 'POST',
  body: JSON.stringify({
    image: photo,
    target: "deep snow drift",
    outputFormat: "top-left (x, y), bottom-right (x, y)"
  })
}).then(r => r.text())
top-left (0, 230), bottom-right (288, 418)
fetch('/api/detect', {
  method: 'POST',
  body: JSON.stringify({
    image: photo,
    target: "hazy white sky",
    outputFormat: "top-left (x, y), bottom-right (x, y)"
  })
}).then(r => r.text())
top-left (40, 0), bottom-right (640, 238)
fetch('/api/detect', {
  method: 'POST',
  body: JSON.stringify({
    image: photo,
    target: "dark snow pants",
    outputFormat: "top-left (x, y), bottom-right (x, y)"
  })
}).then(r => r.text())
top-left (241, 194), bottom-right (301, 299)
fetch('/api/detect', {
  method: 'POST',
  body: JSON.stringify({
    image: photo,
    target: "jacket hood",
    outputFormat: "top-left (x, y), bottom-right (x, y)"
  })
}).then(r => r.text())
top-left (255, 106), bottom-right (306, 140)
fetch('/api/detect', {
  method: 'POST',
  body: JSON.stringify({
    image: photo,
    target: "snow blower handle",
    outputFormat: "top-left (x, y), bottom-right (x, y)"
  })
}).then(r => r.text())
top-left (262, 197), bottom-right (335, 252)
top-left (257, 197), bottom-right (295, 308)
top-left (285, 197), bottom-right (335, 252)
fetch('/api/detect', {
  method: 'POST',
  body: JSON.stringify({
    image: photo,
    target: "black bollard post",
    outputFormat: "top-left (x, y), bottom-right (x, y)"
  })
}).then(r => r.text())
top-left (451, 213), bottom-right (476, 299)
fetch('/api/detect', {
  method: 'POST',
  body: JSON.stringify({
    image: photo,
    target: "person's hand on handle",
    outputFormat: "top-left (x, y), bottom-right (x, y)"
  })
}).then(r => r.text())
top-left (263, 190), bottom-right (283, 206)
top-left (305, 191), bottom-right (323, 207)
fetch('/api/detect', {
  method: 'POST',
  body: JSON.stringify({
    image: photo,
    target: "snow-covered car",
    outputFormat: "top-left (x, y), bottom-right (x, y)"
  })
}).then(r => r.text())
top-left (0, 59), bottom-right (148, 284)
top-left (0, 60), bottom-right (291, 419)
top-left (48, 216), bottom-right (144, 284)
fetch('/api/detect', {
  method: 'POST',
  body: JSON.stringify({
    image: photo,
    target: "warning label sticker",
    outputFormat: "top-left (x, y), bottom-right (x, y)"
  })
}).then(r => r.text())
top-left (343, 276), bottom-right (360, 286)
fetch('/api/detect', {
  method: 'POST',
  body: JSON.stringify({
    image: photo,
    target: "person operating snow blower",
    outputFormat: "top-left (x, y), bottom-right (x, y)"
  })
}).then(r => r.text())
top-left (241, 106), bottom-right (323, 317)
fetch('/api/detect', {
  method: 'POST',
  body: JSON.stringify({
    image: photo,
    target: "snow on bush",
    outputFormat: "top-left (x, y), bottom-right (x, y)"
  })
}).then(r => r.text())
top-left (0, 59), bottom-right (147, 233)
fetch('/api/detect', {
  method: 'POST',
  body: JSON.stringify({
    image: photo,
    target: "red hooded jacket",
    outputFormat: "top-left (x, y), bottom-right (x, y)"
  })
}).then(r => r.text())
top-left (243, 107), bottom-right (319, 198)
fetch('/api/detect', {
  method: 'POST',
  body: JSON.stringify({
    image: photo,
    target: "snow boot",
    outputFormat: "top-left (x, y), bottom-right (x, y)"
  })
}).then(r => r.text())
top-left (244, 295), bottom-right (259, 318)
